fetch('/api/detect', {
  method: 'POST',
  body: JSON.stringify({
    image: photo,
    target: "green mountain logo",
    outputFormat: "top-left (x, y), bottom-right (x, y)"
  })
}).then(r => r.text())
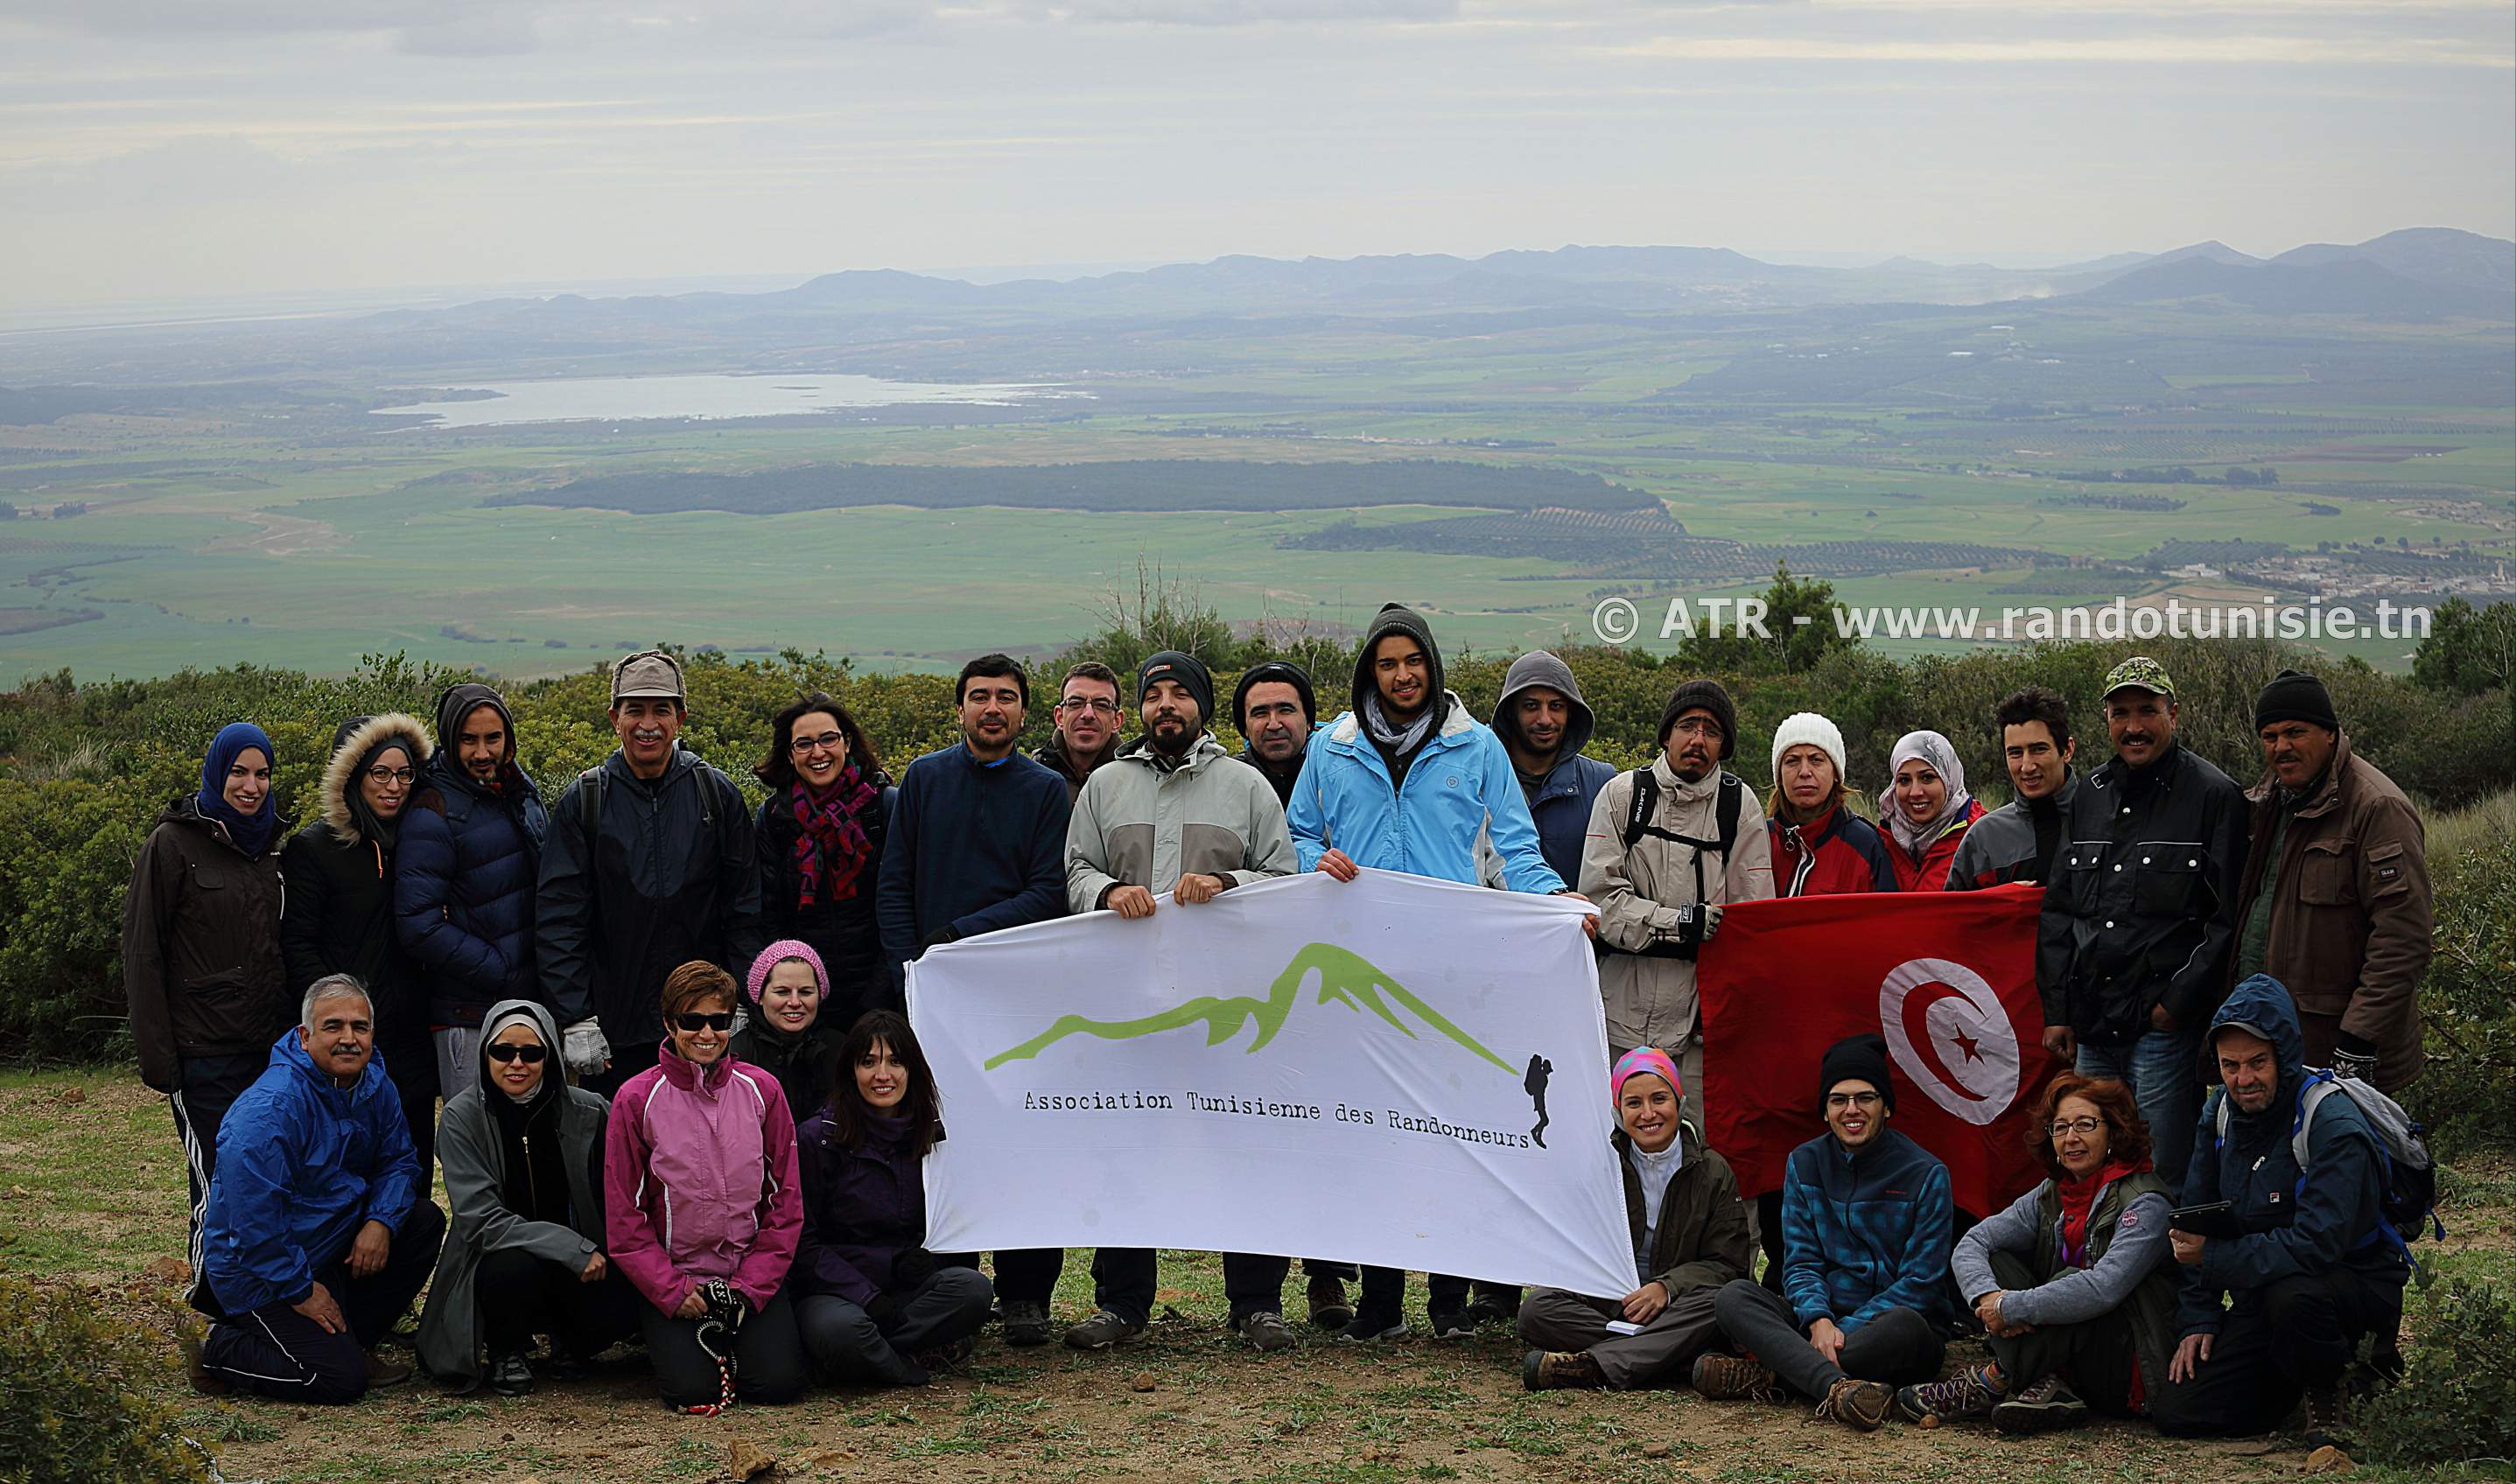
top-left (984, 942), bottom-right (1514, 1074)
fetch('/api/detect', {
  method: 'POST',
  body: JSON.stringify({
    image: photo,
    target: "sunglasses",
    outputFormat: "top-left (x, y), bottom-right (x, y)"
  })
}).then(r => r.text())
top-left (485, 1042), bottom-right (548, 1065)
top-left (672, 1012), bottom-right (736, 1032)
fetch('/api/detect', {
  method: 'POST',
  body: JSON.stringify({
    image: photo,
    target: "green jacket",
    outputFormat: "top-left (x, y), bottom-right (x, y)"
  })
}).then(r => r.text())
top-left (1615, 1122), bottom-right (1754, 1295)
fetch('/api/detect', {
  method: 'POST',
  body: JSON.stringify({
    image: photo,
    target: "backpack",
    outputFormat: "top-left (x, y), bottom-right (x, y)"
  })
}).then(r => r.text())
top-left (2211, 1069), bottom-right (2443, 1270)
top-left (1620, 767), bottom-right (1743, 893)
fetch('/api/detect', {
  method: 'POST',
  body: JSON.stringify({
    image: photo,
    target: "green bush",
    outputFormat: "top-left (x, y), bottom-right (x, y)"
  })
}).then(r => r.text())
top-left (2400, 804), bottom-right (2516, 1155)
top-left (0, 1278), bottom-right (211, 1484)
top-left (2355, 1276), bottom-right (2516, 1471)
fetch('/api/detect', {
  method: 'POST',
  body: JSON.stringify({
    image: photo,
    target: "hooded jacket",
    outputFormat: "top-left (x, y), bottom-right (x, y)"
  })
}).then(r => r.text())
top-left (1613, 1123), bottom-right (1754, 1295)
top-left (793, 1110), bottom-right (931, 1306)
top-left (121, 793), bottom-right (292, 1093)
top-left (1766, 801), bottom-right (1896, 898)
top-left (604, 1043), bottom-right (802, 1314)
top-left (1578, 757), bottom-right (1776, 1053)
top-left (201, 1026), bottom-right (424, 1315)
top-left (2178, 975), bottom-right (2407, 1334)
top-left (876, 742), bottom-right (1073, 967)
top-left (396, 689), bottom-right (550, 1029)
top-left (1777, 1125), bottom-right (1954, 1336)
top-left (1066, 732), bottom-right (1298, 912)
top-left (1286, 606), bottom-right (1562, 892)
top-left (1490, 652), bottom-right (1618, 889)
top-left (282, 713), bottom-right (433, 1052)
top-left (536, 747), bottom-right (766, 1049)
top-left (1946, 770), bottom-right (2079, 891)
top-left (753, 776), bottom-right (898, 1020)
top-left (2230, 734), bottom-right (2431, 1090)
top-left (417, 999), bottom-right (610, 1386)
top-left (2036, 742), bottom-right (2250, 1046)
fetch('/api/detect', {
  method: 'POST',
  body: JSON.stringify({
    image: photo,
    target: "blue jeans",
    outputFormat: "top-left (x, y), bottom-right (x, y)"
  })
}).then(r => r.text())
top-left (2078, 1027), bottom-right (2202, 1200)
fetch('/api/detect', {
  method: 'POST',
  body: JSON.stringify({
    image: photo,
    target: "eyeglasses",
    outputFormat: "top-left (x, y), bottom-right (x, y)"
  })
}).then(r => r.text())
top-left (1058, 696), bottom-right (1120, 715)
top-left (788, 731), bottom-right (847, 756)
top-left (2049, 1116), bottom-right (2105, 1138)
top-left (1826, 1091), bottom-right (1883, 1110)
top-left (485, 1042), bottom-right (548, 1065)
top-left (672, 1012), bottom-right (736, 1033)
top-left (364, 766), bottom-right (417, 787)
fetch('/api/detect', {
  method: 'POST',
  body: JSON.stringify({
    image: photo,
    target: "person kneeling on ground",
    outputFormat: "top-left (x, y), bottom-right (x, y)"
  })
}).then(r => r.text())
top-left (794, 1010), bottom-right (994, 1388)
top-left (417, 999), bottom-right (638, 1396)
top-left (1518, 1047), bottom-right (1750, 1390)
top-left (186, 976), bottom-right (446, 1404)
top-left (1698, 1033), bottom-right (1952, 1432)
top-left (2151, 975), bottom-right (2410, 1446)
top-left (1898, 1073), bottom-right (2174, 1432)
top-left (606, 962), bottom-right (808, 1412)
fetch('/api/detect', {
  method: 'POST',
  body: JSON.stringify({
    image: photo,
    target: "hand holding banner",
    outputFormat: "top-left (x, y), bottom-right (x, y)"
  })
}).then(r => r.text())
top-left (910, 871), bottom-right (1637, 1298)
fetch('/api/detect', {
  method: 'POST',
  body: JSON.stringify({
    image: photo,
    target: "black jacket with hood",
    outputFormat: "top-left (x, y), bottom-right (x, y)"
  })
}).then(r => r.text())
top-left (120, 794), bottom-right (291, 1093)
top-left (281, 713), bottom-right (435, 1055)
top-left (396, 683), bottom-right (550, 1029)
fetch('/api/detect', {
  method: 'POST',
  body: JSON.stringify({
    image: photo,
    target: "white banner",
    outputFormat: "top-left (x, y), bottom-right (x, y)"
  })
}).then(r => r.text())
top-left (910, 871), bottom-right (1636, 1299)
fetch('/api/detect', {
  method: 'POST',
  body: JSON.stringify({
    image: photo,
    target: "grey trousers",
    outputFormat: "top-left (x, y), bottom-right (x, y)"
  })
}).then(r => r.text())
top-left (1712, 1278), bottom-right (1945, 1400)
top-left (1518, 1284), bottom-right (1725, 1390)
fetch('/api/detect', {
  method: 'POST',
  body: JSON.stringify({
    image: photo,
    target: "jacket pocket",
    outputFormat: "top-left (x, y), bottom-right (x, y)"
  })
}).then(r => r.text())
top-left (2130, 850), bottom-right (2201, 915)
top-left (2054, 845), bottom-right (2105, 913)
top-left (2297, 837), bottom-right (2357, 906)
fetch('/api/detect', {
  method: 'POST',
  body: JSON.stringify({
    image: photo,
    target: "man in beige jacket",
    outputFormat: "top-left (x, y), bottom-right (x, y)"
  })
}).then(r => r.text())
top-left (1579, 678), bottom-right (1776, 1120)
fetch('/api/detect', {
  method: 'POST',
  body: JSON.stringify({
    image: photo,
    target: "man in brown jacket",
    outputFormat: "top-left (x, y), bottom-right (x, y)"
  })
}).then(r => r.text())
top-left (2231, 669), bottom-right (2432, 1089)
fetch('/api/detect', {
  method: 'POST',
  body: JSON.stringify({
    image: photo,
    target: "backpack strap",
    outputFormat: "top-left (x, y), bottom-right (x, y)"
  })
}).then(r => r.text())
top-left (1620, 767), bottom-right (1660, 852)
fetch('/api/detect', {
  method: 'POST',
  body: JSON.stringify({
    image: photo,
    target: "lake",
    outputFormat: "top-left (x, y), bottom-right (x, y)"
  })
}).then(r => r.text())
top-left (372, 372), bottom-right (1058, 429)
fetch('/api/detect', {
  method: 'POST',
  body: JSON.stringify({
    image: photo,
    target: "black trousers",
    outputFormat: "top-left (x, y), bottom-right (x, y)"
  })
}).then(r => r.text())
top-left (797, 1267), bottom-right (995, 1387)
top-left (639, 1289), bottom-right (807, 1410)
top-left (474, 1247), bottom-right (641, 1360)
top-left (1712, 1278), bottom-right (1945, 1400)
top-left (1089, 1249), bottom-right (1293, 1326)
top-left (1980, 1249), bottom-right (2142, 1415)
top-left (170, 1050), bottom-right (271, 1315)
top-left (199, 1201), bottom-right (446, 1404)
top-left (1358, 1267), bottom-right (1473, 1317)
top-left (378, 1039), bottom-right (439, 1175)
top-left (2153, 1270), bottom-right (2404, 1438)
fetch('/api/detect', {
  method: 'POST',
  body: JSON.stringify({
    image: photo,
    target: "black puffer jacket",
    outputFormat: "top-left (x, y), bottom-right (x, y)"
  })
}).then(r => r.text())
top-left (120, 795), bottom-right (291, 1092)
top-left (753, 781), bottom-right (900, 1023)
top-left (281, 713), bottom-right (435, 1057)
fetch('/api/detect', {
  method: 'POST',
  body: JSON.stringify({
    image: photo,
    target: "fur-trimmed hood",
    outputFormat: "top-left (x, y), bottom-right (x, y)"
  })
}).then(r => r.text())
top-left (319, 711), bottom-right (433, 844)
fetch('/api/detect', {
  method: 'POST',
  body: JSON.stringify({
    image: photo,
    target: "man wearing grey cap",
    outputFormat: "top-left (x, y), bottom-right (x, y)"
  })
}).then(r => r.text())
top-left (536, 649), bottom-right (765, 1098)
top-left (2035, 655), bottom-right (2247, 1199)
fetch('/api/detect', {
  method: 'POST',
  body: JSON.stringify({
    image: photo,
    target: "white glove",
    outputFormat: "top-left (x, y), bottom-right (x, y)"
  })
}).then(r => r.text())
top-left (563, 1018), bottom-right (611, 1077)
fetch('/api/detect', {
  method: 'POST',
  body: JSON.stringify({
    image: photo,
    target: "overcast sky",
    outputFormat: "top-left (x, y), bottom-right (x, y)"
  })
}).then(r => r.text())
top-left (2, 0), bottom-right (2510, 312)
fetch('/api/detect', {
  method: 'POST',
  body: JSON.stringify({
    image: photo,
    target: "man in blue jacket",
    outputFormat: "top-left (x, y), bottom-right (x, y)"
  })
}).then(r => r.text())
top-left (394, 682), bottom-right (548, 1104)
top-left (877, 652), bottom-right (1074, 1347)
top-left (187, 976), bottom-right (445, 1403)
top-left (1286, 603), bottom-right (1584, 1341)
top-left (2152, 975), bottom-right (2409, 1444)
top-left (1490, 650), bottom-right (1616, 891)
top-left (1699, 1033), bottom-right (1952, 1432)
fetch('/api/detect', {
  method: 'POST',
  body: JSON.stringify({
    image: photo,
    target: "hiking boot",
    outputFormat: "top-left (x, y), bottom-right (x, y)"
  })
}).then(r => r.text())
top-left (913, 1337), bottom-right (974, 1376)
top-left (1522, 1349), bottom-right (1608, 1391)
top-left (1814, 1377), bottom-right (1894, 1432)
top-left (363, 1349), bottom-right (415, 1389)
top-left (1461, 1292), bottom-right (1516, 1329)
top-left (1991, 1375), bottom-right (2090, 1435)
top-left (1063, 1308), bottom-right (1147, 1351)
top-left (1338, 1306), bottom-right (1407, 1342)
top-left (1306, 1273), bottom-right (1354, 1331)
top-left (1237, 1310), bottom-right (1299, 1354)
top-left (1691, 1352), bottom-right (1784, 1404)
top-left (1001, 1298), bottom-right (1052, 1348)
top-left (2303, 1384), bottom-right (2347, 1449)
top-left (1895, 1363), bottom-right (2002, 1426)
top-left (1426, 1304), bottom-right (1476, 1340)
top-left (179, 1331), bottom-right (229, 1396)
top-left (487, 1352), bottom-right (535, 1397)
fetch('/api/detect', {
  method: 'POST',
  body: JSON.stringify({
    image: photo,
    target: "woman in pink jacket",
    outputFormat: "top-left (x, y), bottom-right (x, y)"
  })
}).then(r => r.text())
top-left (606, 960), bottom-right (806, 1411)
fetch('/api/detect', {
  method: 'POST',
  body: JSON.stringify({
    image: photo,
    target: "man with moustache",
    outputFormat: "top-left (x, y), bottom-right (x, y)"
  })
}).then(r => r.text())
top-left (396, 682), bottom-right (550, 1103)
top-left (1491, 651), bottom-right (1617, 891)
top-left (876, 652), bottom-right (1074, 1347)
top-left (1947, 686), bottom-right (2079, 891)
top-left (2036, 656), bottom-right (2248, 1200)
top-left (1232, 659), bottom-right (1318, 810)
top-left (536, 650), bottom-right (764, 1098)
top-left (1061, 650), bottom-right (1300, 1354)
top-left (2229, 669), bottom-right (2431, 1091)
top-left (1036, 661), bottom-right (1125, 802)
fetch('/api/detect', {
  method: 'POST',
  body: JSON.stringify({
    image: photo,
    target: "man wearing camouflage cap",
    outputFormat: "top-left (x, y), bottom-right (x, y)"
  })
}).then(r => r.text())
top-left (2034, 655), bottom-right (2248, 1198)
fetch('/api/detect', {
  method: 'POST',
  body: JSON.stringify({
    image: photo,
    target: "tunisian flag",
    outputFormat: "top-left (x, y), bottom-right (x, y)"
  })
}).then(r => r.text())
top-left (1698, 884), bottom-right (2061, 1217)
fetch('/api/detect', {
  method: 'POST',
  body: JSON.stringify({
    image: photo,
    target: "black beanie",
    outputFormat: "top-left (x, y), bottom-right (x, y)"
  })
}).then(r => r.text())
top-left (2254, 668), bottom-right (2338, 734)
top-left (1232, 660), bottom-right (1316, 736)
top-left (1819, 1032), bottom-right (1896, 1113)
top-left (1137, 650), bottom-right (1215, 729)
top-left (1657, 678), bottom-right (1738, 760)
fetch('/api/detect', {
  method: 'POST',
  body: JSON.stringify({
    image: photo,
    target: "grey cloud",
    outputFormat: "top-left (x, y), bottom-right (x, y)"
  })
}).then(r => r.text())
top-left (1043, 0), bottom-right (1460, 22)
top-left (396, 13), bottom-right (543, 56)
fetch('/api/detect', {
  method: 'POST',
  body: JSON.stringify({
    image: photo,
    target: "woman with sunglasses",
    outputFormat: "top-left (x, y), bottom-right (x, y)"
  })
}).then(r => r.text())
top-left (1896, 1074), bottom-right (2174, 1433)
top-left (606, 961), bottom-right (807, 1411)
top-left (753, 692), bottom-right (898, 1035)
top-left (281, 712), bottom-right (440, 1166)
top-left (417, 998), bottom-right (635, 1395)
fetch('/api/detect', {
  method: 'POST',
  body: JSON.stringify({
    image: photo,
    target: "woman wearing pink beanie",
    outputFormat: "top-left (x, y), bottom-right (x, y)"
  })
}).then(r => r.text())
top-left (729, 940), bottom-right (840, 1121)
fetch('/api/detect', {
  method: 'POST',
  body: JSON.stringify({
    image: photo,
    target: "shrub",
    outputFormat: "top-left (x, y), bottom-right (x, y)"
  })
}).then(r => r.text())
top-left (0, 1278), bottom-right (212, 1484)
top-left (2400, 798), bottom-right (2516, 1155)
top-left (2354, 1276), bottom-right (2516, 1471)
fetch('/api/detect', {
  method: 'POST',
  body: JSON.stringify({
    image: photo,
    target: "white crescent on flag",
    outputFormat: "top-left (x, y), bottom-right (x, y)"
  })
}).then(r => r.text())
top-left (1877, 956), bottom-right (2021, 1127)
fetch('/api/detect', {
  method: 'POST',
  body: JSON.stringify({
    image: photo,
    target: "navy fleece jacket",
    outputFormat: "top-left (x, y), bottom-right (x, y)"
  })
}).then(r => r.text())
top-left (876, 742), bottom-right (1072, 968)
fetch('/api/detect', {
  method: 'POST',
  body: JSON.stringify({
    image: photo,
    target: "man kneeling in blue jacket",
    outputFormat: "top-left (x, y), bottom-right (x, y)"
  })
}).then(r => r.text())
top-left (187, 974), bottom-right (446, 1403)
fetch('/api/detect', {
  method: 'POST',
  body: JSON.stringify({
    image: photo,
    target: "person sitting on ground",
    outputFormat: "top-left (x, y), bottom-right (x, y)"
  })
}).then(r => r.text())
top-left (728, 940), bottom-right (842, 1123)
top-left (1517, 1047), bottom-right (1752, 1391)
top-left (417, 998), bottom-right (638, 1396)
top-left (2151, 974), bottom-right (2411, 1446)
top-left (606, 961), bottom-right (807, 1412)
top-left (1878, 730), bottom-right (1985, 893)
top-left (186, 975), bottom-right (446, 1404)
top-left (1897, 1073), bottom-right (2174, 1433)
top-left (793, 1010), bottom-right (994, 1389)
top-left (1698, 1033), bottom-right (1952, 1432)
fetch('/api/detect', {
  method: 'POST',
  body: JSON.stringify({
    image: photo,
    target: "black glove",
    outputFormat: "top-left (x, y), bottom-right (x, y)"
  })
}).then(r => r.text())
top-left (866, 1292), bottom-right (907, 1333)
top-left (1667, 903), bottom-right (1721, 947)
top-left (2332, 1032), bottom-right (2379, 1083)
top-left (892, 1247), bottom-right (938, 1291)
